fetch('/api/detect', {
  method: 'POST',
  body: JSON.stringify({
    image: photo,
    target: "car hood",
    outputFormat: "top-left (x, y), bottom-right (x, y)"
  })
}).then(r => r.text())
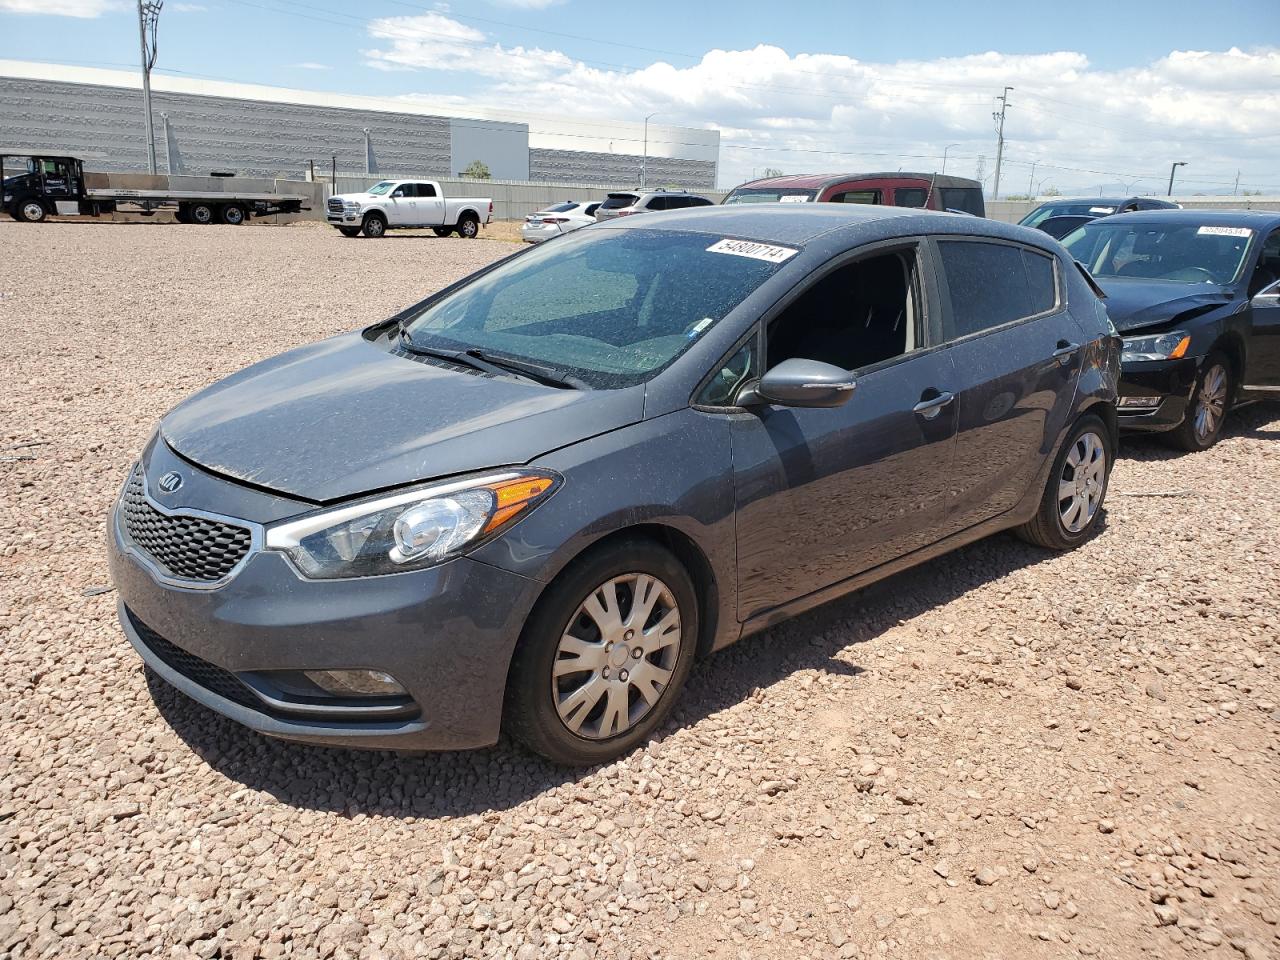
top-left (1097, 279), bottom-right (1234, 333)
top-left (161, 333), bottom-right (645, 503)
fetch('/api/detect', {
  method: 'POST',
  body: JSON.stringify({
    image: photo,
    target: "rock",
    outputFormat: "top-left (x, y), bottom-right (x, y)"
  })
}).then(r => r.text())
top-left (1154, 905), bottom-right (1179, 926)
top-left (975, 867), bottom-right (999, 886)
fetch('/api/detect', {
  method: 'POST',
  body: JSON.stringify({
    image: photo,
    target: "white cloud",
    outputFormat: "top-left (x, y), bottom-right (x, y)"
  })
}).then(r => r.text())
top-left (0, 0), bottom-right (121, 15)
top-left (170, 2), bottom-right (207, 11)
top-left (486, 0), bottom-right (564, 7)
top-left (291, 61), bottom-right (331, 71)
top-left (360, 16), bottom-right (1280, 193)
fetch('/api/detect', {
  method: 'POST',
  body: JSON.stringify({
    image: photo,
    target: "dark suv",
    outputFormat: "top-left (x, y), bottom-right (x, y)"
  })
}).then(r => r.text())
top-left (594, 189), bottom-right (715, 221)
top-left (111, 206), bottom-right (1118, 765)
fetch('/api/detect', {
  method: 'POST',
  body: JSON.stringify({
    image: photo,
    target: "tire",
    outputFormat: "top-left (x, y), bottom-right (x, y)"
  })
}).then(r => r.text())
top-left (220, 203), bottom-right (247, 225)
top-left (432, 227), bottom-right (452, 238)
top-left (337, 226), bottom-right (361, 238)
top-left (1165, 351), bottom-right (1232, 452)
top-left (506, 539), bottom-right (699, 766)
top-left (15, 197), bottom-right (47, 223)
top-left (457, 215), bottom-right (480, 239)
top-left (1016, 413), bottom-right (1112, 550)
top-left (189, 203), bottom-right (215, 225)
top-left (361, 212), bottom-right (387, 238)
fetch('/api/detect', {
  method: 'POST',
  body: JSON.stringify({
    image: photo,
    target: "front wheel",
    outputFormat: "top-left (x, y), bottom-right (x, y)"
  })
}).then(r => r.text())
top-left (506, 540), bottom-right (699, 765)
top-left (16, 198), bottom-right (47, 223)
top-left (457, 215), bottom-right (479, 239)
top-left (362, 213), bottom-right (386, 238)
top-left (1166, 352), bottom-right (1232, 452)
top-left (1017, 413), bottom-right (1111, 550)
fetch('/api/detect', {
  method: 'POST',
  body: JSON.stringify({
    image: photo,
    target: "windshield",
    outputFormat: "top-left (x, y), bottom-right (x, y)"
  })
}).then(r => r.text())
top-left (1062, 221), bottom-right (1254, 285)
top-left (366, 181), bottom-right (395, 195)
top-left (541, 202), bottom-right (578, 213)
top-left (401, 228), bottom-right (793, 389)
top-left (1021, 202), bottom-right (1117, 228)
top-left (599, 194), bottom-right (639, 210)
top-left (724, 187), bottom-right (817, 204)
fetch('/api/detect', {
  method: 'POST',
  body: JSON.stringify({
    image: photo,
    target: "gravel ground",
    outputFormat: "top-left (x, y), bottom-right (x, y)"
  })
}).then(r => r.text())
top-left (1, 220), bottom-right (1278, 960)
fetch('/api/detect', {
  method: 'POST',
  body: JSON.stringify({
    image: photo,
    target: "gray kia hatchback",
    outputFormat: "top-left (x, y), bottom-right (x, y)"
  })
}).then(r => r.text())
top-left (110, 205), bottom-right (1120, 765)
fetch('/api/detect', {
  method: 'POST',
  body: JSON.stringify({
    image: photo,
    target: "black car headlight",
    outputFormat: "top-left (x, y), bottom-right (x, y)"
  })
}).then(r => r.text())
top-left (264, 470), bottom-right (559, 579)
top-left (1120, 330), bottom-right (1190, 363)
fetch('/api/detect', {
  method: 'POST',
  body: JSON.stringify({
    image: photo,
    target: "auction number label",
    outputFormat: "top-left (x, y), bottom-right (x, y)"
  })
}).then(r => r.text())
top-left (707, 238), bottom-right (799, 263)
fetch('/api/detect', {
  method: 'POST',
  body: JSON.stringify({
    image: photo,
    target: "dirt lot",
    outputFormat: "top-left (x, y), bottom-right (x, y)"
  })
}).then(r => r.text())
top-left (1, 221), bottom-right (1277, 960)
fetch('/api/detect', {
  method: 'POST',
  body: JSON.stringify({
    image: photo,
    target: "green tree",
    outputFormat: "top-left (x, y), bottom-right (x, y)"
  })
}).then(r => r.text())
top-left (461, 160), bottom-right (491, 180)
top-left (761, 167), bottom-right (783, 177)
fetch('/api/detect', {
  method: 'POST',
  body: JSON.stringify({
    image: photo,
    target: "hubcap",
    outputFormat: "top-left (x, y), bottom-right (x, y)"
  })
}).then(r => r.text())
top-left (193, 206), bottom-right (212, 223)
top-left (226, 207), bottom-right (243, 223)
top-left (367, 219), bottom-right (384, 236)
top-left (22, 202), bottom-right (43, 220)
top-left (462, 221), bottom-right (476, 237)
top-left (1057, 430), bottom-right (1106, 534)
top-left (552, 573), bottom-right (681, 740)
top-left (1194, 364), bottom-right (1228, 443)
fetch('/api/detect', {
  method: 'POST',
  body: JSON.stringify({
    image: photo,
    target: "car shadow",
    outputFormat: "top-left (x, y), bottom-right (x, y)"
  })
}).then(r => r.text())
top-left (1116, 401), bottom-right (1278, 462)
top-left (145, 527), bottom-right (1061, 819)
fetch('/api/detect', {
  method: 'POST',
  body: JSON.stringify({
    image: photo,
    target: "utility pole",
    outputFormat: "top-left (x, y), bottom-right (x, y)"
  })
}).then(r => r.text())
top-left (975, 154), bottom-right (987, 185)
top-left (641, 112), bottom-right (658, 188)
top-left (1233, 170), bottom-right (1240, 196)
top-left (991, 86), bottom-right (1013, 200)
top-left (1167, 161), bottom-right (1187, 196)
top-left (1026, 161), bottom-right (1037, 198)
top-left (136, 0), bottom-right (163, 175)
top-left (942, 143), bottom-right (960, 175)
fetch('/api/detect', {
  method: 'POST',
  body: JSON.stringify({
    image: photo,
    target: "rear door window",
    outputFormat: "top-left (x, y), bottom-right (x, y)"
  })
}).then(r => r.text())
top-left (894, 188), bottom-right (928, 208)
top-left (417, 182), bottom-right (437, 198)
top-left (936, 240), bottom-right (1056, 339)
top-left (646, 196), bottom-right (671, 211)
top-left (829, 189), bottom-right (881, 205)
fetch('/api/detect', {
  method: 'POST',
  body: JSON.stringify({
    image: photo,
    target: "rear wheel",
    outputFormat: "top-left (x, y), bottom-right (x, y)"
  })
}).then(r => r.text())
top-left (506, 539), bottom-right (699, 766)
top-left (1165, 352), bottom-right (1231, 452)
top-left (337, 226), bottom-right (361, 238)
top-left (1017, 413), bottom-right (1111, 550)
top-left (189, 202), bottom-right (215, 225)
top-left (432, 226), bottom-right (452, 238)
top-left (16, 198), bottom-right (47, 223)
top-left (457, 215), bottom-right (479, 239)
top-left (362, 212), bottom-right (387, 238)
top-left (220, 203), bottom-right (247, 225)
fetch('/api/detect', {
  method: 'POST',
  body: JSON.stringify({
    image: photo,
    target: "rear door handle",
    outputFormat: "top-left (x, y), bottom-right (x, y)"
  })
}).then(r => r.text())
top-left (913, 391), bottom-right (955, 419)
top-left (1053, 341), bottom-right (1081, 363)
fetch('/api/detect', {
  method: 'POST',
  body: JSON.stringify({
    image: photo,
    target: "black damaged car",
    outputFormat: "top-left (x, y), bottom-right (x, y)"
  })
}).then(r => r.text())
top-left (1062, 210), bottom-right (1280, 450)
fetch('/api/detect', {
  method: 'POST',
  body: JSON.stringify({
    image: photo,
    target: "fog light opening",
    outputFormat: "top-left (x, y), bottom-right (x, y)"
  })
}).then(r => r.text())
top-left (303, 669), bottom-right (407, 698)
top-left (1118, 396), bottom-right (1162, 408)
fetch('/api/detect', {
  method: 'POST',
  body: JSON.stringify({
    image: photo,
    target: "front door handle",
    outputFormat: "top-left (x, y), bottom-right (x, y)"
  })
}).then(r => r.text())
top-left (1052, 341), bottom-right (1080, 364)
top-left (913, 391), bottom-right (955, 419)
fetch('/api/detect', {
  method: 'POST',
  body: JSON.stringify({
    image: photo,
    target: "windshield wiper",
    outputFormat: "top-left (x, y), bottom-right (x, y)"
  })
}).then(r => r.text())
top-left (398, 328), bottom-right (584, 389)
top-left (464, 349), bottom-right (588, 390)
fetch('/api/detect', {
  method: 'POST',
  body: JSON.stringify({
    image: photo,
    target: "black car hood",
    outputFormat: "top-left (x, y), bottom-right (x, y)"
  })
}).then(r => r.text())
top-left (1098, 278), bottom-right (1234, 333)
top-left (161, 333), bottom-right (645, 502)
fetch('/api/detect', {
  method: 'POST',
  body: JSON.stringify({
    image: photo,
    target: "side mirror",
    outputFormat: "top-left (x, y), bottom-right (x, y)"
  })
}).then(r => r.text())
top-left (745, 358), bottom-right (857, 408)
top-left (1251, 281), bottom-right (1280, 308)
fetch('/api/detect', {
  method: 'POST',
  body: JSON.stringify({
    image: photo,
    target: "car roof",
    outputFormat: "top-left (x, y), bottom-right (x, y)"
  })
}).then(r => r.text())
top-left (1035, 197), bottom-right (1176, 207)
top-left (1089, 209), bottom-right (1280, 229)
top-left (732, 172), bottom-right (983, 191)
top-left (598, 203), bottom-right (1057, 250)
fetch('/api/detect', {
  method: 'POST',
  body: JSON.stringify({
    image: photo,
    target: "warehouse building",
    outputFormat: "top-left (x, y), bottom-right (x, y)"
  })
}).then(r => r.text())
top-left (0, 60), bottom-right (719, 189)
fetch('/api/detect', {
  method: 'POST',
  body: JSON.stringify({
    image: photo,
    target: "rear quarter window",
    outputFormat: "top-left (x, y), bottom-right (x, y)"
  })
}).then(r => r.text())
top-left (601, 194), bottom-right (639, 210)
top-left (939, 188), bottom-right (985, 216)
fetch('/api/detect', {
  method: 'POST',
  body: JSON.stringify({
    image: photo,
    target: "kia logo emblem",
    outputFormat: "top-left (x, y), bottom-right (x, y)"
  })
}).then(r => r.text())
top-left (157, 471), bottom-right (184, 493)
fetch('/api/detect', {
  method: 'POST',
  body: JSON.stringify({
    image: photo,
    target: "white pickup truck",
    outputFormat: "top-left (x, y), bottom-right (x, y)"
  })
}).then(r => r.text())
top-left (326, 179), bottom-right (492, 239)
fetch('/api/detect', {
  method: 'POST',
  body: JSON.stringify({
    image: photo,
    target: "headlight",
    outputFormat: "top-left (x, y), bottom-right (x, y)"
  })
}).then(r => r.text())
top-left (265, 470), bottom-right (559, 579)
top-left (345, 201), bottom-right (361, 211)
top-left (1120, 330), bottom-right (1191, 363)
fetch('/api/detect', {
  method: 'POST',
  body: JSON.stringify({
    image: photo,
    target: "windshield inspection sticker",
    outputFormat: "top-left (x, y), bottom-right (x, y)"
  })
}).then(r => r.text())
top-left (1089, 206), bottom-right (1116, 214)
top-left (707, 238), bottom-right (799, 264)
top-left (1197, 226), bottom-right (1252, 238)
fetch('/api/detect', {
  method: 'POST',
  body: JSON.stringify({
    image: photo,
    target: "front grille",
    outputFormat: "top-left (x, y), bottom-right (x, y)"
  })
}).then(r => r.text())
top-left (127, 608), bottom-right (259, 709)
top-left (120, 471), bottom-right (252, 583)
top-left (327, 197), bottom-right (345, 214)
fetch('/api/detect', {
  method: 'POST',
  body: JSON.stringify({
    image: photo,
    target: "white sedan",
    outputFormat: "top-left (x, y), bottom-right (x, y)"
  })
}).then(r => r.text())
top-left (520, 201), bottom-right (601, 243)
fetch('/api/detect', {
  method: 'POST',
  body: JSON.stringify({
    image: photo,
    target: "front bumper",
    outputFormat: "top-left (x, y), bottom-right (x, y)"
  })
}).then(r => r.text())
top-left (1116, 356), bottom-right (1199, 433)
top-left (109, 480), bottom-right (544, 751)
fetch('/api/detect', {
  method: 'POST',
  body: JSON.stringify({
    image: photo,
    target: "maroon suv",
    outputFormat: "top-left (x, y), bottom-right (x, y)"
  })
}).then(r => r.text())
top-left (723, 172), bottom-right (985, 217)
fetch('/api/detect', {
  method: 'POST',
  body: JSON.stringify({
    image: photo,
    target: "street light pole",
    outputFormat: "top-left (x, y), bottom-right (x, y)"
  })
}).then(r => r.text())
top-left (1167, 161), bottom-right (1187, 196)
top-left (942, 143), bottom-right (960, 175)
top-left (136, 0), bottom-right (163, 175)
top-left (641, 112), bottom-right (658, 188)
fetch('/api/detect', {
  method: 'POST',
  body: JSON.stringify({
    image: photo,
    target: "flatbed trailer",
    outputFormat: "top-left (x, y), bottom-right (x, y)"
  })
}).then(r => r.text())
top-left (1, 151), bottom-right (309, 224)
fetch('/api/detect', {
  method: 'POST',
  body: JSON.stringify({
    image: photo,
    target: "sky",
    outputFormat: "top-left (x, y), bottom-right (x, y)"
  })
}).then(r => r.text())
top-left (2, 0), bottom-right (1279, 194)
